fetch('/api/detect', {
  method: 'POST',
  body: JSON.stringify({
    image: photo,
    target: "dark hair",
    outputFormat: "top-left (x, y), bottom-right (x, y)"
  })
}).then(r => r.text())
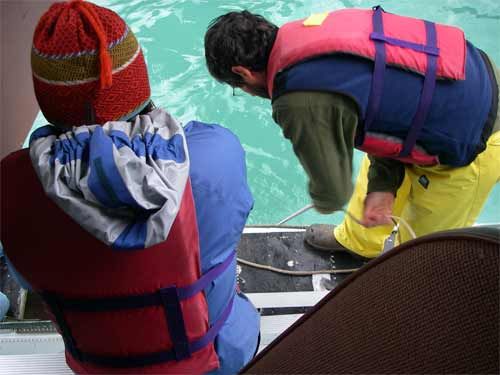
top-left (204, 10), bottom-right (278, 86)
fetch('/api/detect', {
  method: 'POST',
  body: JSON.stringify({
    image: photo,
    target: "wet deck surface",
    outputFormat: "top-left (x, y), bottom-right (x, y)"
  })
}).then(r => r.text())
top-left (238, 229), bottom-right (366, 294)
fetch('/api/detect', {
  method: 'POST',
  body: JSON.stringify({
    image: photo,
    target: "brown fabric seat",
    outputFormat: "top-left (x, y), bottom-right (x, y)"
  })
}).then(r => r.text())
top-left (242, 226), bottom-right (499, 374)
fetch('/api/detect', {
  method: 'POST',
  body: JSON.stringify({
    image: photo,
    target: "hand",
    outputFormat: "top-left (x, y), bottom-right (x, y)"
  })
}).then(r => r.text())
top-left (361, 192), bottom-right (395, 227)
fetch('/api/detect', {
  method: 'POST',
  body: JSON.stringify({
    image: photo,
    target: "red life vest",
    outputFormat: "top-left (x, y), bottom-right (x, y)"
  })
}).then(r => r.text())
top-left (266, 7), bottom-right (483, 166)
top-left (267, 8), bottom-right (466, 98)
top-left (1, 149), bottom-right (230, 374)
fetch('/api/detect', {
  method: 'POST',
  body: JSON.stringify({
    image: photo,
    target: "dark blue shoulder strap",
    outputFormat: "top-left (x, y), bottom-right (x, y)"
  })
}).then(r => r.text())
top-left (363, 5), bottom-right (386, 134)
top-left (365, 5), bottom-right (439, 157)
top-left (399, 21), bottom-right (439, 157)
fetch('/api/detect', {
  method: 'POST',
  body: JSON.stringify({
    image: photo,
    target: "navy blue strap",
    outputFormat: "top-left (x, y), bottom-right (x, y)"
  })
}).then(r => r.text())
top-left (370, 32), bottom-right (440, 56)
top-left (52, 251), bottom-right (236, 312)
top-left (364, 5), bottom-right (386, 132)
top-left (177, 251), bottom-right (235, 300)
top-left (399, 21), bottom-right (439, 157)
top-left (160, 286), bottom-right (191, 360)
top-left (190, 294), bottom-right (234, 353)
top-left (71, 296), bottom-right (235, 368)
top-left (365, 6), bottom-right (439, 157)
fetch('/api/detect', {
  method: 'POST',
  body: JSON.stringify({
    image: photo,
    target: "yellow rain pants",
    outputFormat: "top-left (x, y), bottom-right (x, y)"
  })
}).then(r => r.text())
top-left (335, 64), bottom-right (500, 259)
top-left (335, 134), bottom-right (500, 258)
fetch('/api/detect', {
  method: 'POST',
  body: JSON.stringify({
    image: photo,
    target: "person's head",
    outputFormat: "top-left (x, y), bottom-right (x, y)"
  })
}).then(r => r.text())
top-left (31, 0), bottom-right (151, 128)
top-left (204, 10), bottom-right (278, 99)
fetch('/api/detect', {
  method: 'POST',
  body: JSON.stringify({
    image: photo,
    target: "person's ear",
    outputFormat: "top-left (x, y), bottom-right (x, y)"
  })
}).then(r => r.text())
top-left (231, 66), bottom-right (254, 83)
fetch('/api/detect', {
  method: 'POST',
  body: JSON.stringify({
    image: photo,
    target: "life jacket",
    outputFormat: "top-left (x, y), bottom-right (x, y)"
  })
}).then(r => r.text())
top-left (268, 6), bottom-right (498, 166)
top-left (1, 149), bottom-right (233, 374)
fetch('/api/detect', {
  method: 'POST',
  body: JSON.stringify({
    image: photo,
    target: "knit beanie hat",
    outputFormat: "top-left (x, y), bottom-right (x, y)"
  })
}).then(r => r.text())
top-left (31, 0), bottom-right (151, 127)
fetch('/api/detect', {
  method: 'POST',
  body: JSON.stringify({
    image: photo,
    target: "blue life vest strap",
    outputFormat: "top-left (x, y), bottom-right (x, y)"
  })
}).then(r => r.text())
top-left (42, 251), bottom-right (236, 368)
top-left (365, 5), bottom-right (439, 157)
top-left (364, 5), bottom-right (386, 134)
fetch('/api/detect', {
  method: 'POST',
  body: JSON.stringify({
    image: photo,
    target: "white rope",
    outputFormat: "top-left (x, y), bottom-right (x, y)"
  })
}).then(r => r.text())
top-left (277, 204), bottom-right (416, 240)
top-left (388, 215), bottom-right (417, 240)
top-left (342, 209), bottom-right (417, 240)
top-left (276, 204), bottom-right (314, 225)
top-left (237, 257), bottom-right (359, 276)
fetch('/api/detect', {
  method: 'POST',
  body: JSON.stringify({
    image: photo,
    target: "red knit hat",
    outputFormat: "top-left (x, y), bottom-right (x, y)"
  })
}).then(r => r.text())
top-left (31, 0), bottom-right (151, 127)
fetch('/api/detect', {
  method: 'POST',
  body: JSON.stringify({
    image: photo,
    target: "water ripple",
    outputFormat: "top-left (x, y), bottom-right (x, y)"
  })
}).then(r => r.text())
top-left (90, 0), bottom-right (500, 224)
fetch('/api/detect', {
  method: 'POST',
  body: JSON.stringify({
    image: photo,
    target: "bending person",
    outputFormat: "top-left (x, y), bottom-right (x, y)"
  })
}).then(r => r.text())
top-left (204, 7), bottom-right (500, 259)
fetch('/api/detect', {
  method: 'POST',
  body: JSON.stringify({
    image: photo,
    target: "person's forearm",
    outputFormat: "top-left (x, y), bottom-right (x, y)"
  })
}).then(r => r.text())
top-left (272, 92), bottom-right (358, 212)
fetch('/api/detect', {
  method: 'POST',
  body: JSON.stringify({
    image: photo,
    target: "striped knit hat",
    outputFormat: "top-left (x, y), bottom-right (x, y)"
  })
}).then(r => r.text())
top-left (31, 0), bottom-right (150, 127)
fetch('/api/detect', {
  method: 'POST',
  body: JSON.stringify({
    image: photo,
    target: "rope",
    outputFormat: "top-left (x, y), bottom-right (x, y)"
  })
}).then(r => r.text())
top-left (342, 209), bottom-right (417, 240)
top-left (243, 205), bottom-right (417, 277)
top-left (388, 215), bottom-right (417, 239)
top-left (237, 257), bottom-right (359, 276)
top-left (276, 204), bottom-right (314, 225)
top-left (276, 205), bottom-right (417, 240)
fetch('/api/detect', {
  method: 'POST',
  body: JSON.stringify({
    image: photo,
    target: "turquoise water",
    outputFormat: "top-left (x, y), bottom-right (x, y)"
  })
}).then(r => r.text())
top-left (30, 0), bottom-right (500, 225)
